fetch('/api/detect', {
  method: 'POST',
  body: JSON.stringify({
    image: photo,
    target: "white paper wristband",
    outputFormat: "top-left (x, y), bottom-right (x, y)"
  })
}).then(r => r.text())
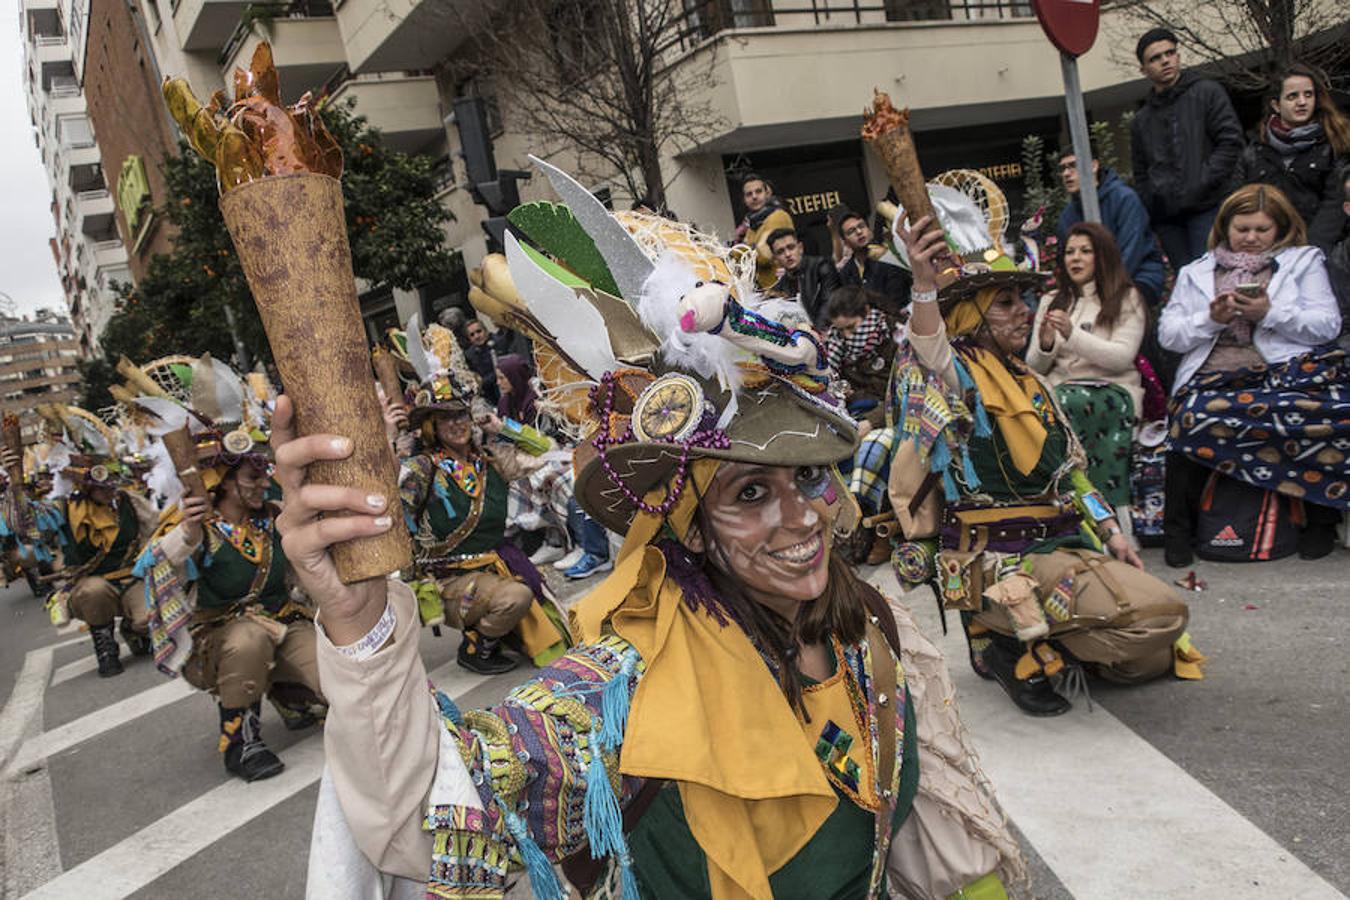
top-left (328, 601), bottom-right (396, 662)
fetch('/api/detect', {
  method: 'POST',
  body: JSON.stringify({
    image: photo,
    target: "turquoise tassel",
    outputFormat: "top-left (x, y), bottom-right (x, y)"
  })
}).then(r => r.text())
top-left (973, 396), bottom-right (993, 438)
top-left (502, 810), bottom-right (564, 900)
top-left (930, 439), bottom-right (952, 474)
top-left (0, 517), bottom-right (10, 537)
top-left (434, 689), bottom-right (464, 728)
top-left (961, 448), bottom-right (980, 488)
top-left (184, 555), bottom-right (199, 581)
top-left (598, 651), bottom-right (636, 751)
top-left (132, 546), bottom-right (154, 579)
top-left (35, 544), bottom-right (52, 563)
top-left (942, 469), bottom-right (959, 501)
top-left (583, 723), bottom-right (624, 858)
top-left (618, 849), bottom-right (641, 899)
top-left (433, 478), bottom-right (458, 521)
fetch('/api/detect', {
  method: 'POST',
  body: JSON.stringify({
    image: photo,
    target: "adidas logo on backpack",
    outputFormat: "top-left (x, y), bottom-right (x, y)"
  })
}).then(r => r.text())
top-left (1209, 525), bottom-right (1243, 547)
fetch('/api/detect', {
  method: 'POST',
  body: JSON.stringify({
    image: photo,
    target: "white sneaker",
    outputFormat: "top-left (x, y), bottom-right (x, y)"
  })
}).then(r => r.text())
top-left (553, 546), bottom-right (585, 570)
top-left (529, 543), bottom-right (566, 565)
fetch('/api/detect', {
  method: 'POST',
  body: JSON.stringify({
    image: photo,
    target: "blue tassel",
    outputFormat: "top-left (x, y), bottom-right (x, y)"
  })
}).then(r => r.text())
top-left (433, 479), bottom-right (458, 521)
top-left (502, 810), bottom-right (564, 900)
top-left (598, 651), bottom-right (636, 752)
top-left (930, 439), bottom-right (952, 474)
top-left (961, 448), bottom-right (980, 488)
top-left (132, 546), bottom-right (155, 579)
top-left (35, 544), bottom-right (52, 563)
top-left (618, 849), bottom-right (641, 899)
top-left (973, 396), bottom-right (993, 438)
top-left (184, 555), bottom-right (199, 581)
top-left (583, 723), bottom-right (624, 859)
top-left (434, 689), bottom-right (464, 728)
top-left (942, 469), bottom-right (959, 501)
top-left (0, 517), bottom-right (10, 538)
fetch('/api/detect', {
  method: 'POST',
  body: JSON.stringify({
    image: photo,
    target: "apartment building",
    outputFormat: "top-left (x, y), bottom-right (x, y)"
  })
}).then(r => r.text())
top-left (20, 0), bottom-right (133, 356)
top-left (0, 313), bottom-right (82, 444)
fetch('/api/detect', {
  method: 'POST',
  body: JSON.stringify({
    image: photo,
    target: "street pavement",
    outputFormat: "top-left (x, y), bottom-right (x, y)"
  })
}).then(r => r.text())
top-left (1, 545), bottom-right (1347, 899)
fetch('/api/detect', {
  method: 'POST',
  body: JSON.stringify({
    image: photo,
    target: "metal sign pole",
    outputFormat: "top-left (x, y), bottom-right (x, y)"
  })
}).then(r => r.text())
top-left (1060, 51), bottom-right (1101, 223)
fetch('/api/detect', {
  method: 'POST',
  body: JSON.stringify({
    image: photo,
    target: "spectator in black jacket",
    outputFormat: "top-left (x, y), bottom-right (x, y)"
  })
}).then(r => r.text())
top-left (1130, 28), bottom-right (1244, 269)
top-left (833, 209), bottom-right (911, 318)
top-left (768, 228), bottom-right (841, 328)
top-left (1234, 63), bottom-right (1350, 252)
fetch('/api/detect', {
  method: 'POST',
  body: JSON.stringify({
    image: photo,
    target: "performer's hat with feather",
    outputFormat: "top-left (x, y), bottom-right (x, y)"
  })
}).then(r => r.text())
top-left (472, 156), bottom-right (859, 537)
top-left (36, 404), bottom-right (132, 496)
top-left (119, 354), bottom-right (274, 502)
top-left (383, 314), bottom-right (481, 427)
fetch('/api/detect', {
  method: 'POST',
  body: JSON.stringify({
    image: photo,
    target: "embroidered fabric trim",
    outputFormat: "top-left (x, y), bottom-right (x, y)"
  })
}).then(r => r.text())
top-left (326, 601), bottom-right (396, 661)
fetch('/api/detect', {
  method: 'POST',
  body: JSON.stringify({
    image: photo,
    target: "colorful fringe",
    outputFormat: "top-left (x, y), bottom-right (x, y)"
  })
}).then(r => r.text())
top-left (888, 343), bottom-right (991, 501)
top-left (134, 543), bottom-right (197, 677)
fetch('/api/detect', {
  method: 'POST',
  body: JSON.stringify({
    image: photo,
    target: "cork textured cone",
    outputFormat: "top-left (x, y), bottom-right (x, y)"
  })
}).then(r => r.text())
top-left (2, 416), bottom-right (23, 488)
top-left (371, 347), bottom-right (406, 413)
top-left (162, 426), bottom-right (207, 501)
top-left (221, 173), bottom-right (411, 582)
top-left (869, 117), bottom-right (936, 234)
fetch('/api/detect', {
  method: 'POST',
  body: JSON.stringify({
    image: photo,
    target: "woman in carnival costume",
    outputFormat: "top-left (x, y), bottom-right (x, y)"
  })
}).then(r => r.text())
top-left (285, 159), bottom-right (1022, 900)
top-left (0, 452), bottom-right (66, 598)
top-left (133, 355), bottom-right (326, 782)
top-left (873, 214), bottom-right (1203, 718)
top-left (43, 406), bottom-right (158, 678)
top-left (391, 317), bottom-right (572, 675)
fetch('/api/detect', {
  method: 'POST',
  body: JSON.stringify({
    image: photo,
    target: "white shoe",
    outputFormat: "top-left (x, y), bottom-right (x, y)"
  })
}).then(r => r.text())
top-left (553, 546), bottom-right (585, 570)
top-left (529, 543), bottom-right (566, 565)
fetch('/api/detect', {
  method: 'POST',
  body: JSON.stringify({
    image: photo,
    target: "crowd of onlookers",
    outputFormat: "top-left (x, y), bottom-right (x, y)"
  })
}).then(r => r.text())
top-left (453, 28), bottom-right (1346, 575)
top-left (727, 28), bottom-right (1349, 565)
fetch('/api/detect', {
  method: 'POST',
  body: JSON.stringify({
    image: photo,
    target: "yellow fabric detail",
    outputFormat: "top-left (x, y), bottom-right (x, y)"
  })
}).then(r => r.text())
top-left (69, 498), bottom-right (120, 551)
top-left (570, 459), bottom-right (836, 900)
top-left (801, 660), bottom-right (879, 811)
top-left (1173, 631), bottom-right (1207, 680)
top-left (947, 872), bottom-right (1008, 900)
top-left (942, 287), bottom-right (1048, 474)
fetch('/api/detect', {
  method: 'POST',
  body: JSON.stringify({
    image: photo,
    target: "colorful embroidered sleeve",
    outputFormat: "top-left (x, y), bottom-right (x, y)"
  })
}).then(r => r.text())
top-left (399, 455), bottom-right (436, 531)
top-left (426, 635), bottom-right (645, 899)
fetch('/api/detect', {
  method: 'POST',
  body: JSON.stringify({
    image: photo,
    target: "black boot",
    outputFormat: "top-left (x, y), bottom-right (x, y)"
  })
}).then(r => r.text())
top-left (120, 618), bottom-right (153, 657)
top-left (980, 639), bottom-right (1071, 717)
top-left (220, 703), bottom-right (285, 782)
top-left (91, 624), bottom-right (123, 678)
top-left (457, 629), bottom-right (519, 675)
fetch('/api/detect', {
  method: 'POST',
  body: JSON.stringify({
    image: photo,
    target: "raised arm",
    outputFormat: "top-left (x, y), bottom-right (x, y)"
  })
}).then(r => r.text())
top-left (898, 215), bottom-right (961, 391)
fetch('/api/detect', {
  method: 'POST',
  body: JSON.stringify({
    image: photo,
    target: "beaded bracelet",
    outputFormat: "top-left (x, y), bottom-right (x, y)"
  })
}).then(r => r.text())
top-left (912, 288), bottom-right (938, 305)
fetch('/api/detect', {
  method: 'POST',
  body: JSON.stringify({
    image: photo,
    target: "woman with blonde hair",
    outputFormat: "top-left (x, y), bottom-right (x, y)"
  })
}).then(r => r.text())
top-left (1234, 62), bottom-right (1350, 251)
top-left (1159, 183), bottom-right (1346, 564)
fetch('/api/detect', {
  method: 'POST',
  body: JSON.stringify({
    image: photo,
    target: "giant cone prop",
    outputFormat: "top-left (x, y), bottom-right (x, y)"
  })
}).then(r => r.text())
top-left (861, 90), bottom-right (961, 284)
top-left (2, 413), bottom-right (27, 531)
top-left (161, 425), bottom-right (208, 502)
top-left (165, 42), bottom-right (410, 582)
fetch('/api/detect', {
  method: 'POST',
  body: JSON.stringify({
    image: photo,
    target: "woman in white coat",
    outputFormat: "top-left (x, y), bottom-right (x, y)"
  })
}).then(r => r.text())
top-left (1158, 184), bottom-right (1346, 565)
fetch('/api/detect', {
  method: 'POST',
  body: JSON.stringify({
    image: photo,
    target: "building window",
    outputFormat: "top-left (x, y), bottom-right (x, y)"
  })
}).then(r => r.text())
top-left (884, 0), bottom-right (952, 20)
top-left (56, 114), bottom-right (94, 148)
top-left (681, 0), bottom-right (774, 40)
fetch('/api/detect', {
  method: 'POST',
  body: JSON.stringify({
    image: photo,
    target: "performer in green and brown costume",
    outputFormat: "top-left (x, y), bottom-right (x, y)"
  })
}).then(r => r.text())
top-left (284, 159), bottom-right (1021, 900)
top-left (44, 407), bottom-right (157, 678)
top-left (394, 317), bottom-right (570, 676)
top-left (871, 212), bottom-right (1204, 717)
top-left (134, 355), bottom-right (324, 782)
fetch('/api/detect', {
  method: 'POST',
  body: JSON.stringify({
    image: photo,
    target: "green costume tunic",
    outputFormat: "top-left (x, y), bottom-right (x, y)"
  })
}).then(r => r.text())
top-left (402, 453), bottom-right (509, 559)
top-left (194, 517), bottom-right (288, 612)
top-left (64, 495), bottom-right (140, 576)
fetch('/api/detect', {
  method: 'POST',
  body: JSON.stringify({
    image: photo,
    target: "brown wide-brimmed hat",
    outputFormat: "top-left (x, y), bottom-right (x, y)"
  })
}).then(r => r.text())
top-left (937, 267), bottom-right (1046, 315)
top-left (573, 369), bottom-right (858, 534)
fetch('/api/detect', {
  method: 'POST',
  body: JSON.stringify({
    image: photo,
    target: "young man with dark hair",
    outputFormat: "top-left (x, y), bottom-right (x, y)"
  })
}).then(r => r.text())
top-left (834, 209), bottom-right (911, 317)
top-left (1057, 149), bottom-right (1166, 305)
top-left (1130, 28), bottom-right (1244, 269)
top-left (768, 228), bottom-right (841, 327)
top-left (735, 173), bottom-right (794, 289)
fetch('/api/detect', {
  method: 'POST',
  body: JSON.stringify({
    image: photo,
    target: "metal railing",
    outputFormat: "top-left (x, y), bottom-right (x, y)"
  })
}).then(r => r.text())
top-left (75, 188), bottom-right (110, 203)
top-left (674, 0), bottom-right (1033, 50)
top-left (49, 83), bottom-right (80, 98)
top-left (218, 0), bottom-right (336, 67)
top-left (34, 34), bottom-right (66, 47)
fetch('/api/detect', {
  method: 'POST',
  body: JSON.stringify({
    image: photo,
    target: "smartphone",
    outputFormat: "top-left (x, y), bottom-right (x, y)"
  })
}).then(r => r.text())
top-left (1235, 283), bottom-right (1262, 299)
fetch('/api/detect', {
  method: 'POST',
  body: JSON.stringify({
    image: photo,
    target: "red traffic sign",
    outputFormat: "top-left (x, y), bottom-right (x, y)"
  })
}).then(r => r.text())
top-left (1032, 0), bottom-right (1100, 57)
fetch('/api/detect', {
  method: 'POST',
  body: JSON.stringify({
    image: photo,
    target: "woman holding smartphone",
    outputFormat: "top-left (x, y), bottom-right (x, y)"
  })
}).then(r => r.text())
top-left (1159, 184), bottom-right (1346, 564)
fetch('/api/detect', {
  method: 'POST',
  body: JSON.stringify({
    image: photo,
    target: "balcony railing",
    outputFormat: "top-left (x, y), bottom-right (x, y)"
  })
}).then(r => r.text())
top-left (218, 0), bottom-right (336, 67)
top-left (674, 0), bottom-right (1033, 50)
top-left (34, 33), bottom-right (66, 46)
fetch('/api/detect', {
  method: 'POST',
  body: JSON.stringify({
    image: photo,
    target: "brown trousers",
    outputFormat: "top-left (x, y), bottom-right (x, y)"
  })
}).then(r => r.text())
top-left (183, 615), bottom-right (324, 709)
top-left (436, 570), bottom-right (533, 639)
top-left (978, 549), bottom-right (1189, 684)
top-left (67, 576), bottom-right (148, 632)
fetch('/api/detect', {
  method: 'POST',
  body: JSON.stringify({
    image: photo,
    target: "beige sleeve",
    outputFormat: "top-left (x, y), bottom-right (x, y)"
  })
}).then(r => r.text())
top-left (1062, 290), bottom-right (1146, 374)
top-left (906, 320), bottom-right (961, 393)
top-left (156, 521), bottom-right (202, 568)
top-left (488, 443), bottom-right (550, 481)
top-left (316, 580), bottom-right (437, 880)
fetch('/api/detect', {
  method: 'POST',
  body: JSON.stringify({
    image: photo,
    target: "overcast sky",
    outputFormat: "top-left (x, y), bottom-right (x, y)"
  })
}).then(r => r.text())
top-left (1, 1), bottom-right (68, 319)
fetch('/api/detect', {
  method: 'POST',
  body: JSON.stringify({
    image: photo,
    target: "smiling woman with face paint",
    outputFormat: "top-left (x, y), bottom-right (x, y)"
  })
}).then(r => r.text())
top-left (864, 216), bottom-right (1197, 719)
top-left (278, 175), bottom-right (1025, 900)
